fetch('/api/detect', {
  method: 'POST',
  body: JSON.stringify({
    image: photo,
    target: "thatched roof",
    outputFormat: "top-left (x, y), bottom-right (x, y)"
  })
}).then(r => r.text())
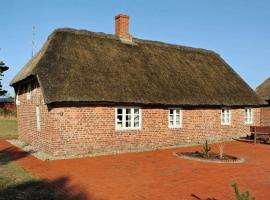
top-left (10, 28), bottom-right (265, 106)
top-left (256, 77), bottom-right (270, 102)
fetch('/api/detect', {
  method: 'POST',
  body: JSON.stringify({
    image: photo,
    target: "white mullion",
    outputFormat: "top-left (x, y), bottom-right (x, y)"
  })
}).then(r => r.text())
top-left (173, 109), bottom-right (176, 127)
top-left (139, 109), bottom-right (142, 128)
top-left (226, 110), bottom-right (229, 124)
top-left (180, 109), bottom-right (182, 127)
top-left (123, 108), bottom-right (126, 128)
top-left (131, 108), bottom-right (134, 128)
top-left (251, 109), bottom-right (253, 123)
top-left (225, 110), bottom-right (228, 123)
top-left (229, 110), bottom-right (231, 124)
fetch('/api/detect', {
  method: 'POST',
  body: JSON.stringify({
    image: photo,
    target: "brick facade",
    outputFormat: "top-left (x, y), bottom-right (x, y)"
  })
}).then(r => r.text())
top-left (260, 106), bottom-right (270, 126)
top-left (16, 82), bottom-right (261, 157)
top-left (16, 81), bottom-right (51, 153)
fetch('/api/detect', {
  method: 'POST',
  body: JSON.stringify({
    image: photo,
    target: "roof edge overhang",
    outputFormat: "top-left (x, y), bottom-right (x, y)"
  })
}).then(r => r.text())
top-left (46, 100), bottom-right (265, 109)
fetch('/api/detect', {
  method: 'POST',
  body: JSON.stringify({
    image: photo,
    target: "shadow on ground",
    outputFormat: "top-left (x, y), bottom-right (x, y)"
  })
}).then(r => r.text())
top-left (0, 146), bottom-right (33, 165)
top-left (0, 146), bottom-right (105, 200)
top-left (0, 176), bottom-right (104, 200)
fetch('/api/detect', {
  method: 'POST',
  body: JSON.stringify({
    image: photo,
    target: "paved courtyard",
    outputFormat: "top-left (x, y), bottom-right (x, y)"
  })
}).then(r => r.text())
top-left (0, 140), bottom-right (269, 200)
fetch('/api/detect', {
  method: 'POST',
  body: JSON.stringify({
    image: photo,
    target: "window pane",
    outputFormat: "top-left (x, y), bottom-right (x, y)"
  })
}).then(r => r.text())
top-left (126, 120), bottom-right (131, 127)
top-left (126, 109), bottom-right (131, 114)
top-left (134, 114), bottom-right (139, 121)
top-left (126, 114), bottom-right (131, 127)
top-left (134, 109), bottom-right (139, 115)
top-left (176, 109), bottom-right (180, 115)
top-left (176, 117), bottom-right (180, 126)
top-left (117, 122), bottom-right (123, 128)
top-left (117, 115), bottom-right (122, 122)
top-left (170, 109), bottom-right (173, 115)
top-left (126, 114), bottom-right (131, 121)
top-left (134, 120), bottom-right (139, 127)
top-left (169, 115), bottom-right (174, 122)
top-left (117, 109), bottom-right (122, 115)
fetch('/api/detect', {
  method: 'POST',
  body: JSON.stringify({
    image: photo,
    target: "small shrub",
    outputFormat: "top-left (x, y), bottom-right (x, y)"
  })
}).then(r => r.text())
top-left (202, 140), bottom-right (211, 158)
top-left (232, 183), bottom-right (255, 200)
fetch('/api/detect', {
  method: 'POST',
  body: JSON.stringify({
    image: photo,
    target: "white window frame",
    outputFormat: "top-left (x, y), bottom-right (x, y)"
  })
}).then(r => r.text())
top-left (15, 86), bottom-right (20, 105)
top-left (36, 106), bottom-right (41, 131)
top-left (245, 108), bottom-right (253, 124)
top-left (115, 107), bottom-right (142, 130)
top-left (26, 83), bottom-right (32, 100)
top-left (168, 108), bottom-right (183, 128)
top-left (221, 108), bottom-right (231, 125)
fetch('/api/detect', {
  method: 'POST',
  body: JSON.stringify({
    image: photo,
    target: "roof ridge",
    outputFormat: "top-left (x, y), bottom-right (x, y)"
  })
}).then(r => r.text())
top-left (256, 76), bottom-right (270, 91)
top-left (49, 28), bottom-right (218, 55)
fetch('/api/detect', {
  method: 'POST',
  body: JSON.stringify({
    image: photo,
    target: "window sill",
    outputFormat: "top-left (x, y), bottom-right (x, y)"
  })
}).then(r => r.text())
top-left (169, 126), bottom-right (182, 129)
top-left (115, 128), bottom-right (142, 131)
top-left (221, 123), bottom-right (231, 126)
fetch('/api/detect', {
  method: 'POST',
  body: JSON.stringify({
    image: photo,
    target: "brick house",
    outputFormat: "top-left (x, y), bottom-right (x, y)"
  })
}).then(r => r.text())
top-left (0, 97), bottom-right (15, 110)
top-left (11, 14), bottom-right (265, 157)
top-left (256, 77), bottom-right (270, 126)
top-left (0, 97), bottom-right (16, 117)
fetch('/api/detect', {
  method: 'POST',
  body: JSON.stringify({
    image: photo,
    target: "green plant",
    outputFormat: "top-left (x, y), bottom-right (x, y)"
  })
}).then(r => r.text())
top-left (202, 140), bottom-right (211, 158)
top-left (232, 183), bottom-right (255, 200)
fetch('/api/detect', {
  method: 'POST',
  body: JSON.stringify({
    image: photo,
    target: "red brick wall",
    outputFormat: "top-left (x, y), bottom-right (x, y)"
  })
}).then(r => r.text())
top-left (16, 81), bottom-right (52, 153)
top-left (260, 107), bottom-right (270, 126)
top-left (16, 83), bottom-right (261, 157)
top-left (47, 105), bottom-right (260, 156)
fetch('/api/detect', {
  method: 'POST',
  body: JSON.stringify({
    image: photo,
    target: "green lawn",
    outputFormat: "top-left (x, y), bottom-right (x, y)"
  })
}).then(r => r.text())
top-left (0, 119), bottom-right (73, 200)
top-left (0, 118), bottom-right (18, 139)
top-left (0, 152), bottom-right (69, 200)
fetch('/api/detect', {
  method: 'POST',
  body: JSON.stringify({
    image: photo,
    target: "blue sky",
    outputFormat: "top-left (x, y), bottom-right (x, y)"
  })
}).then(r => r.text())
top-left (0, 0), bottom-right (269, 96)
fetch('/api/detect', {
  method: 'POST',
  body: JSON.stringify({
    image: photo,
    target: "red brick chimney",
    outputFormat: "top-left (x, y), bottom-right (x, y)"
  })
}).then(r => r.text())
top-left (115, 14), bottom-right (132, 41)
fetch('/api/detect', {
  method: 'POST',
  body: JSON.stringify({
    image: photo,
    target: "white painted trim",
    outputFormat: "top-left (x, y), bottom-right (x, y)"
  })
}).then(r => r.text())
top-left (244, 108), bottom-right (253, 124)
top-left (115, 107), bottom-right (142, 131)
top-left (15, 86), bottom-right (20, 106)
top-left (168, 108), bottom-right (183, 128)
top-left (26, 83), bottom-right (32, 100)
top-left (36, 106), bottom-right (41, 131)
top-left (221, 108), bottom-right (231, 125)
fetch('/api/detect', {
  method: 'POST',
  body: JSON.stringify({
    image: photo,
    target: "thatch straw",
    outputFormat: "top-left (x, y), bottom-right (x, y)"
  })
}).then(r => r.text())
top-left (10, 28), bottom-right (265, 106)
top-left (256, 77), bottom-right (270, 102)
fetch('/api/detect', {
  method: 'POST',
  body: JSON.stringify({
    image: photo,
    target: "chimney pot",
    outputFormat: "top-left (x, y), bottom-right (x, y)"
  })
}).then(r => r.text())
top-left (115, 14), bottom-right (132, 41)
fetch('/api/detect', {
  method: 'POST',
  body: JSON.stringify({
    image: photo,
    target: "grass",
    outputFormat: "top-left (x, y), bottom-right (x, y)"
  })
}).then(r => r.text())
top-left (0, 119), bottom-right (81, 200)
top-left (0, 118), bottom-right (18, 139)
top-left (0, 152), bottom-right (70, 200)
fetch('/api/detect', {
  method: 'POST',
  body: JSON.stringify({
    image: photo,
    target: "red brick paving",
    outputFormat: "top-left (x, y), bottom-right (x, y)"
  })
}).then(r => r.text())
top-left (1, 140), bottom-right (270, 200)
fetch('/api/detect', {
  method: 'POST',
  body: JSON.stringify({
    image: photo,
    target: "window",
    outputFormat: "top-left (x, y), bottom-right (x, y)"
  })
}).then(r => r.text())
top-left (169, 108), bottom-right (182, 128)
top-left (221, 108), bottom-right (231, 125)
top-left (36, 106), bottom-right (41, 131)
top-left (245, 108), bottom-right (253, 124)
top-left (26, 83), bottom-right (31, 100)
top-left (116, 107), bottom-right (141, 130)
